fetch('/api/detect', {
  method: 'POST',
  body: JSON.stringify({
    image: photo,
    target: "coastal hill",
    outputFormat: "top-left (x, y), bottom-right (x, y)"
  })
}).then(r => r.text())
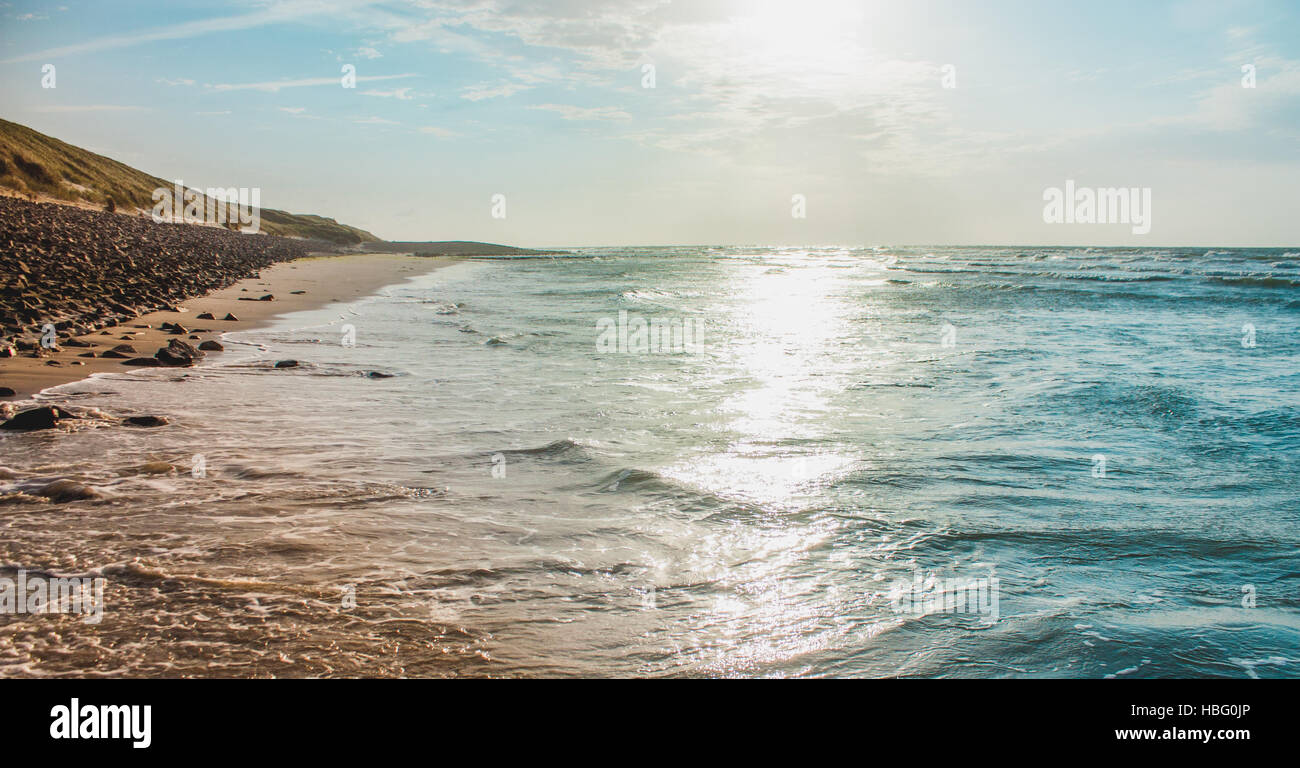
top-left (367, 241), bottom-right (560, 256)
top-left (0, 117), bottom-right (379, 245)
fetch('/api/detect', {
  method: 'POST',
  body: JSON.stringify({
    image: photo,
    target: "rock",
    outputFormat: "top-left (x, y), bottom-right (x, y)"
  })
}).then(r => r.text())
top-left (291, 290), bottom-right (307, 295)
top-left (154, 339), bottom-right (204, 367)
top-left (78, 351), bottom-right (96, 358)
top-left (274, 359), bottom-right (299, 369)
top-left (196, 312), bottom-right (215, 320)
top-left (0, 346), bottom-right (15, 358)
top-left (45, 359), bottom-right (62, 366)
top-left (122, 357), bottom-right (162, 366)
top-left (365, 371), bottom-right (393, 379)
top-left (1, 405), bottom-right (67, 430)
top-left (36, 479), bottom-right (99, 503)
top-left (111, 344), bottom-right (136, 354)
top-left (63, 338), bottom-right (91, 347)
top-left (0, 196), bottom-right (320, 343)
top-left (134, 461), bottom-right (175, 474)
top-left (123, 415), bottom-right (168, 427)
top-left (198, 340), bottom-right (224, 351)
top-left (0, 387), bottom-right (15, 396)
top-left (100, 350), bottom-right (128, 359)
top-left (222, 313), bottom-right (239, 321)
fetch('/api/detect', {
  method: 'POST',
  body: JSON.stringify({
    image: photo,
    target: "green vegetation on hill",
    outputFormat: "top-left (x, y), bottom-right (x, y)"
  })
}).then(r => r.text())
top-left (0, 117), bottom-right (380, 245)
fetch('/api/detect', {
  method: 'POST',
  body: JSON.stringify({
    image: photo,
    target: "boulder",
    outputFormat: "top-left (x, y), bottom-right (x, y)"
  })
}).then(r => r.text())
top-left (198, 340), bottom-right (224, 351)
top-left (123, 415), bottom-right (169, 427)
top-left (37, 479), bottom-right (99, 503)
top-left (155, 339), bottom-right (204, 367)
top-left (1, 405), bottom-right (67, 430)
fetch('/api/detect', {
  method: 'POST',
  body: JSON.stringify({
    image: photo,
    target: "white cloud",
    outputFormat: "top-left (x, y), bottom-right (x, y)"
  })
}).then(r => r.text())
top-left (210, 73), bottom-right (415, 93)
top-left (2, 0), bottom-right (384, 64)
top-left (156, 77), bottom-right (196, 86)
top-left (28, 105), bottom-right (149, 112)
top-left (460, 82), bottom-right (530, 101)
top-left (354, 116), bottom-right (399, 125)
top-left (361, 87), bottom-right (415, 100)
top-left (531, 103), bottom-right (631, 121)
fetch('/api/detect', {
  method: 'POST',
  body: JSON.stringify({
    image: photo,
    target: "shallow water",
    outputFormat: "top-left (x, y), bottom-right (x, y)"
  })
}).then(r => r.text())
top-left (2, 246), bottom-right (1298, 677)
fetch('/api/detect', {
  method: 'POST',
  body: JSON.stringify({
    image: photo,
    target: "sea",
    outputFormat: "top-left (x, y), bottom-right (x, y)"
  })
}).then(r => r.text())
top-left (2, 245), bottom-right (1298, 677)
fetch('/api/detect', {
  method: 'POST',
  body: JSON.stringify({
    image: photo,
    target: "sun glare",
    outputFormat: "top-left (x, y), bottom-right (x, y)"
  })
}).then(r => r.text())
top-left (735, 0), bottom-right (871, 71)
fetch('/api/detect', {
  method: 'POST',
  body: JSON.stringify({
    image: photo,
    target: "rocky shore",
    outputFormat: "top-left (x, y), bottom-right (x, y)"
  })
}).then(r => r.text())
top-left (0, 195), bottom-right (335, 347)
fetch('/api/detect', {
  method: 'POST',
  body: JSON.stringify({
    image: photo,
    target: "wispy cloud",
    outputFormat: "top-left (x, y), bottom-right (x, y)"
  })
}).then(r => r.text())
top-left (209, 73), bottom-right (415, 93)
top-left (2, 0), bottom-right (381, 64)
top-left (361, 87), bottom-right (414, 100)
top-left (29, 104), bottom-right (148, 113)
top-left (354, 116), bottom-right (399, 125)
top-left (419, 125), bottom-right (458, 137)
top-left (531, 104), bottom-right (631, 121)
top-left (460, 82), bottom-right (530, 101)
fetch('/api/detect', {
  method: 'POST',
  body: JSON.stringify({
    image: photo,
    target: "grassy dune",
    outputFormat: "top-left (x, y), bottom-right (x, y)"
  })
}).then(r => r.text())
top-left (0, 118), bottom-right (380, 245)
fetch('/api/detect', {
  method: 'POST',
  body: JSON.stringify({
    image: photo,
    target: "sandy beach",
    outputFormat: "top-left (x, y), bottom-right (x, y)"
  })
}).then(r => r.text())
top-left (0, 252), bottom-right (454, 400)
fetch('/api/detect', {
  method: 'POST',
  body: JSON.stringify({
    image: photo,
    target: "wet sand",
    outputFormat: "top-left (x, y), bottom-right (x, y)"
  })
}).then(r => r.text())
top-left (0, 252), bottom-right (455, 400)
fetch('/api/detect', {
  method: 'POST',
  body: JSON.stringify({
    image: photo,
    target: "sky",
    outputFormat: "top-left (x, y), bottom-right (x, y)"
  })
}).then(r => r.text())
top-left (1, 0), bottom-right (1298, 247)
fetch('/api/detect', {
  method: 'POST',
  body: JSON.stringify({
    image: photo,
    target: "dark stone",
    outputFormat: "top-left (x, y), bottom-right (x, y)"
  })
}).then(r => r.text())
top-left (366, 371), bottom-right (393, 379)
top-left (274, 359), bottom-right (299, 368)
top-left (154, 339), bottom-right (204, 367)
top-left (111, 344), bottom-right (136, 353)
top-left (122, 357), bottom-right (162, 366)
top-left (63, 338), bottom-right (91, 347)
top-left (198, 340), bottom-right (224, 351)
top-left (37, 479), bottom-right (99, 503)
top-left (100, 350), bottom-right (128, 359)
top-left (1, 405), bottom-right (66, 430)
top-left (196, 312), bottom-right (215, 320)
top-left (0, 387), bottom-right (15, 396)
top-left (124, 415), bottom-right (169, 427)
top-left (222, 313), bottom-right (239, 321)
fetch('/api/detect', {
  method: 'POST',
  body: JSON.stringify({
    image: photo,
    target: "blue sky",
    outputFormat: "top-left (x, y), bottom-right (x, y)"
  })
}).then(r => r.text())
top-left (2, 0), bottom-right (1298, 246)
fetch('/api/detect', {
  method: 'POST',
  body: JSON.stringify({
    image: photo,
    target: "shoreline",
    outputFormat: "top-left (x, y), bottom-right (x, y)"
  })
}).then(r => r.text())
top-left (0, 252), bottom-right (456, 401)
